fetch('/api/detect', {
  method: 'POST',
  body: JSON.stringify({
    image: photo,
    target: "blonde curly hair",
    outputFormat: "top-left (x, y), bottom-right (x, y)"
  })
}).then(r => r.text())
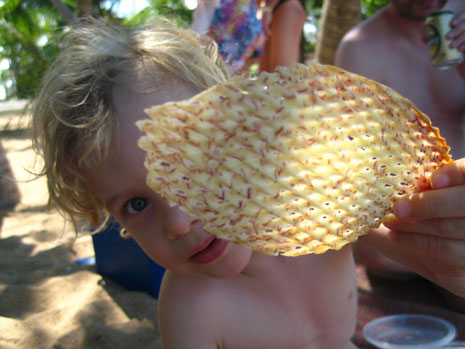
top-left (32, 17), bottom-right (229, 228)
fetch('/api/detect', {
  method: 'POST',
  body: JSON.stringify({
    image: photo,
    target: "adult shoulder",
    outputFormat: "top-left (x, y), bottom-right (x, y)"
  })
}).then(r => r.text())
top-left (335, 8), bottom-right (389, 79)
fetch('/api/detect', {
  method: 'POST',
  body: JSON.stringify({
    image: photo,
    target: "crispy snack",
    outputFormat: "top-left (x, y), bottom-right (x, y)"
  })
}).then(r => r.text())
top-left (137, 63), bottom-right (451, 256)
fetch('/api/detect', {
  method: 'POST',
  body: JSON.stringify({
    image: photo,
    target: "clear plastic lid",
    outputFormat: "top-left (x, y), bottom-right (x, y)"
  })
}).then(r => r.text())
top-left (363, 314), bottom-right (456, 349)
top-left (441, 342), bottom-right (465, 348)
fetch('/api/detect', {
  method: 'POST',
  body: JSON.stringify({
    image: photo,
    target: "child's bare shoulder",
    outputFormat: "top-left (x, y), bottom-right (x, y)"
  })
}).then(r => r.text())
top-left (159, 270), bottom-right (228, 312)
top-left (158, 270), bottom-right (229, 348)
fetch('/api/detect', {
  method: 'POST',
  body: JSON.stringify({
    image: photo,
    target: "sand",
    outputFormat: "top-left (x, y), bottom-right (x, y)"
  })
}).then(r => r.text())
top-left (0, 101), bottom-right (162, 349)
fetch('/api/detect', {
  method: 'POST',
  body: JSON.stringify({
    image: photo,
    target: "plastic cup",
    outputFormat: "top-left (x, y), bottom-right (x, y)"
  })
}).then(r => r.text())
top-left (363, 314), bottom-right (456, 349)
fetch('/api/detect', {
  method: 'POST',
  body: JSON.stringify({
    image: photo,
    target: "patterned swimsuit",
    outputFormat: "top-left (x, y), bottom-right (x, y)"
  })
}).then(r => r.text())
top-left (208, 0), bottom-right (265, 72)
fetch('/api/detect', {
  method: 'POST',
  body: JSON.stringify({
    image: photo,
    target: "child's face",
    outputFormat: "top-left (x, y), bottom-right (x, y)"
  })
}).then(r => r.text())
top-left (82, 76), bottom-right (253, 279)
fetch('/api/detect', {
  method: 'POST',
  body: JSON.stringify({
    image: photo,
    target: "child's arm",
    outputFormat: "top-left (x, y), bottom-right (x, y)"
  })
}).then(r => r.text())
top-left (362, 158), bottom-right (465, 297)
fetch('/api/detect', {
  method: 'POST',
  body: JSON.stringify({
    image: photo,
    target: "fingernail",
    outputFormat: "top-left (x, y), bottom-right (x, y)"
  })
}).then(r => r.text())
top-left (432, 173), bottom-right (449, 189)
top-left (394, 200), bottom-right (411, 218)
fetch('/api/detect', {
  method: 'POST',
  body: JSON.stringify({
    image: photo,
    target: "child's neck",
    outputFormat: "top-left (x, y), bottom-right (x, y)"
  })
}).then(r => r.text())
top-left (240, 251), bottom-right (287, 278)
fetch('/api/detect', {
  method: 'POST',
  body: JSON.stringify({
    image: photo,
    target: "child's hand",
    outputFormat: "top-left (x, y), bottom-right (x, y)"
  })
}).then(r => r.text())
top-left (383, 158), bottom-right (465, 296)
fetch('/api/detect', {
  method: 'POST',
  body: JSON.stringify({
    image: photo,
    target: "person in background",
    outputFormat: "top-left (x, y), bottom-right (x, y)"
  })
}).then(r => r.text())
top-left (335, 0), bottom-right (465, 310)
top-left (257, 0), bottom-right (307, 72)
top-left (191, 0), bottom-right (265, 73)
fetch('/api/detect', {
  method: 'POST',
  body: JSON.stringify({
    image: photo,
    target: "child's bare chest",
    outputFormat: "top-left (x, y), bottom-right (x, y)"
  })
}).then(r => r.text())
top-left (220, 249), bottom-right (358, 349)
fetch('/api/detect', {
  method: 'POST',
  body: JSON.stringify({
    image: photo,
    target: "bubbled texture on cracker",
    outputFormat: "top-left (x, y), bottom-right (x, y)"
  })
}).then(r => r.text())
top-left (137, 63), bottom-right (451, 256)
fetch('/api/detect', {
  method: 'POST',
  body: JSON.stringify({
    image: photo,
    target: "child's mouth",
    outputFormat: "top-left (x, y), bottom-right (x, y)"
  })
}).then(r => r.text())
top-left (190, 237), bottom-right (228, 264)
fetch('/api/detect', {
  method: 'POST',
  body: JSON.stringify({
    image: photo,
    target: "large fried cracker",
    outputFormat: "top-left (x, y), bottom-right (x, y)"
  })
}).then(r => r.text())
top-left (137, 63), bottom-right (451, 256)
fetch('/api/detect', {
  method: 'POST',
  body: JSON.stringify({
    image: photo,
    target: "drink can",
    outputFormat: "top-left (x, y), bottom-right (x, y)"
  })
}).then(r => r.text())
top-left (425, 10), bottom-right (463, 70)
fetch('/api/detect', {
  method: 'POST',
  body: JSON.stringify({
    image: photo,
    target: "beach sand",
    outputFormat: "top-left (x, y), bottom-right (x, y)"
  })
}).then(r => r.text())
top-left (0, 102), bottom-right (162, 349)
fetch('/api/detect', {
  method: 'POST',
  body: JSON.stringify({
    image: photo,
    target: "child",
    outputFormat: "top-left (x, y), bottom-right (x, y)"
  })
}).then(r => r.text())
top-left (32, 18), bottom-right (465, 348)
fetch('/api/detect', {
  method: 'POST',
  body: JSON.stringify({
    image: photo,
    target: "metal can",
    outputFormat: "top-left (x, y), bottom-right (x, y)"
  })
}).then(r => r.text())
top-left (425, 10), bottom-right (463, 70)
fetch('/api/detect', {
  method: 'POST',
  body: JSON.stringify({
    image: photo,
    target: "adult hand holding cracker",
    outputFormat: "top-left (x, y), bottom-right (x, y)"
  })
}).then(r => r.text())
top-left (366, 159), bottom-right (465, 299)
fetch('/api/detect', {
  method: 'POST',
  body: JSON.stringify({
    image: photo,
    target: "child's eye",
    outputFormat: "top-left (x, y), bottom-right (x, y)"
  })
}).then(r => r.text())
top-left (124, 197), bottom-right (150, 215)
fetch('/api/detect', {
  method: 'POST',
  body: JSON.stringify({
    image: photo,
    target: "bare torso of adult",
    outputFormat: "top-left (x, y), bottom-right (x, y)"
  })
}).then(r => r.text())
top-left (335, 1), bottom-right (465, 158)
top-left (161, 246), bottom-right (358, 349)
top-left (377, 30), bottom-right (465, 158)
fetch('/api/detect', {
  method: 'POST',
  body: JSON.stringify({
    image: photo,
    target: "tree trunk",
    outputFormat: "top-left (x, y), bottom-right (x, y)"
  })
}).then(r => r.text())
top-left (315, 0), bottom-right (361, 65)
top-left (77, 0), bottom-right (94, 17)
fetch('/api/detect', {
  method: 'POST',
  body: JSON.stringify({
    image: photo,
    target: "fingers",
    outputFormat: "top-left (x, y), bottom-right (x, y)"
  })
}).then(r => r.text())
top-left (387, 230), bottom-right (465, 269)
top-left (449, 12), bottom-right (465, 51)
top-left (393, 185), bottom-right (465, 219)
top-left (431, 159), bottom-right (465, 189)
top-left (380, 161), bottom-right (465, 292)
top-left (391, 159), bottom-right (465, 219)
top-left (381, 159), bottom-right (465, 280)
top-left (385, 218), bottom-right (465, 239)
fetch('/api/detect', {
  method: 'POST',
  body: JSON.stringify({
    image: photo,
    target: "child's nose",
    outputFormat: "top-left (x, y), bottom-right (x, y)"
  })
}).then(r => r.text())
top-left (165, 207), bottom-right (201, 240)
